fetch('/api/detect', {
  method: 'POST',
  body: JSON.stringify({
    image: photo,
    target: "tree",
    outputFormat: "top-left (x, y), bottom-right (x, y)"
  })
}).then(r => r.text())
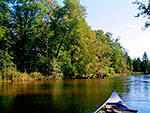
top-left (51, 0), bottom-right (87, 77)
top-left (8, 0), bottom-right (38, 72)
top-left (8, 0), bottom-right (58, 74)
top-left (137, 58), bottom-right (142, 71)
top-left (141, 52), bottom-right (149, 74)
top-left (133, 58), bottom-right (141, 72)
top-left (0, 0), bottom-right (134, 79)
top-left (30, 0), bottom-right (58, 75)
top-left (133, 0), bottom-right (150, 28)
top-left (0, 0), bottom-right (15, 70)
top-left (126, 55), bottom-right (133, 71)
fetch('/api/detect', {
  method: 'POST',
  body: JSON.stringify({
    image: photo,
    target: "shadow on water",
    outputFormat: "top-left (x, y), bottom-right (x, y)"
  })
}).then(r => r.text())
top-left (0, 75), bottom-right (150, 113)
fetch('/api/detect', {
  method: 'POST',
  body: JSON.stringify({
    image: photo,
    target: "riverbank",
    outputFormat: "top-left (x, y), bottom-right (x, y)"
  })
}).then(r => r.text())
top-left (0, 70), bottom-right (144, 82)
top-left (0, 70), bottom-right (107, 82)
top-left (107, 72), bottom-right (143, 79)
top-left (0, 70), bottom-right (44, 82)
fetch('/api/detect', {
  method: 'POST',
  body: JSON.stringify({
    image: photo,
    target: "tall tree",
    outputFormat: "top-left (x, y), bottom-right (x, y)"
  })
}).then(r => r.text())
top-left (9, 0), bottom-right (39, 72)
top-left (0, 0), bottom-right (15, 70)
top-left (141, 52), bottom-right (148, 74)
top-left (126, 55), bottom-right (133, 71)
top-left (9, 0), bottom-right (58, 74)
top-left (133, 58), bottom-right (141, 72)
top-left (52, 0), bottom-right (87, 77)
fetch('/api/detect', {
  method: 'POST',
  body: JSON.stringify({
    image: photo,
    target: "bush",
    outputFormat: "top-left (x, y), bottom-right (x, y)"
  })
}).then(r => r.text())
top-left (0, 70), bottom-right (31, 82)
top-left (108, 68), bottom-right (115, 75)
top-left (50, 58), bottom-right (64, 79)
top-left (20, 72), bottom-right (30, 81)
top-left (29, 72), bottom-right (44, 80)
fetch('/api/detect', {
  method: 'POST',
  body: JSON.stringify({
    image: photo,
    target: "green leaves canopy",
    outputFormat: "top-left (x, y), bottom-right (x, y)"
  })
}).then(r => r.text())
top-left (0, 0), bottom-right (133, 78)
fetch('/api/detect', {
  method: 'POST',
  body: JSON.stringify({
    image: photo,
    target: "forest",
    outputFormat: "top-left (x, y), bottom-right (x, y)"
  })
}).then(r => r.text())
top-left (0, 0), bottom-right (149, 81)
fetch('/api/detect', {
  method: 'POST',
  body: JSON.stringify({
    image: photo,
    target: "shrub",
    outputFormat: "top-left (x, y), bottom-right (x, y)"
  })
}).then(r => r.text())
top-left (20, 72), bottom-right (30, 81)
top-left (29, 72), bottom-right (44, 80)
top-left (0, 70), bottom-right (31, 82)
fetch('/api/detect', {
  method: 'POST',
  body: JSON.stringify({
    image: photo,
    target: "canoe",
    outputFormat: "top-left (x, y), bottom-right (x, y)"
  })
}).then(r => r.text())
top-left (94, 91), bottom-right (138, 113)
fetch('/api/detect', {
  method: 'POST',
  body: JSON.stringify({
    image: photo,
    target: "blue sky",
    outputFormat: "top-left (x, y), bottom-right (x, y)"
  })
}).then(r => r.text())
top-left (58, 0), bottom-right (150, 59)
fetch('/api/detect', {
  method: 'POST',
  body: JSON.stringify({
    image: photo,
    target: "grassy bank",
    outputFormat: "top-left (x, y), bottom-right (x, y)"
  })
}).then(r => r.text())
top-left (107, 72), bottom-right (143, 79)
top-left (0, 70), bottom-right (144, 82)
top-left (0, 70), bottom-right (45, 82)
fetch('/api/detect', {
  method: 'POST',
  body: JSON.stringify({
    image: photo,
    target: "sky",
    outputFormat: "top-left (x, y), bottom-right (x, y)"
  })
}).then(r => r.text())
top-left (58, 0), bottom-right (150, 59)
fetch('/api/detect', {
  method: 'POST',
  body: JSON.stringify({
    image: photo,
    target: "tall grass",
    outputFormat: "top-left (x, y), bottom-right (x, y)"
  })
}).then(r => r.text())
top-left (0, 70), bottom-right (28, 82)
top-left (0, 70), bottom-right (47, 82)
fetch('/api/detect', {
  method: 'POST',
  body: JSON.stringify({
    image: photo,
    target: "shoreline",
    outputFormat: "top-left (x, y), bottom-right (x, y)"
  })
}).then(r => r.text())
top-left (0, 70), bottom-right (144, 83)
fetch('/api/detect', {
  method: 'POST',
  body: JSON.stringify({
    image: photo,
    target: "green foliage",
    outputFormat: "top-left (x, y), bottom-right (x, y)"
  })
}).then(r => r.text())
top-left (133, 52), bottom-right (150, 74)
top-left (50, 58), bottom-right (63, 79)
top-left (141, 52), bottom-right (149, 74)
top-left (0, 0), bottom-right (136, 80)
top-left (126, 55), bottom-right (133, 71)
top-left (133, 0), bottom-right (150, 28)
top-left (0, 70), bottom-right (30, 81)
top-left (133, 57), bottom-right (141, 72)
top-left (29, 72), bottom-right (44, 80)
top-left (0, 26), bottom-right (7, 39)
top-left (0, 50), bottom-right (15, 70)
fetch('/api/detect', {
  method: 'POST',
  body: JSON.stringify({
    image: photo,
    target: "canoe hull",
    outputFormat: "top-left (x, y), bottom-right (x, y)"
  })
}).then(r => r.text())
top-left (97, 107), bottom-right (138, 113)
top-left (94, 91), bottom-right (138, 113)
top-left (98, 111), bottom-right (137, 113)
top-left (113, 109), bottom-right (138, 113)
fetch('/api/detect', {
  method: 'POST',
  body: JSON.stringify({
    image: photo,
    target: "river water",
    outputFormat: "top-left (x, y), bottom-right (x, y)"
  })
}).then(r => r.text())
top-left (0, 75), bottom-right (150, 113)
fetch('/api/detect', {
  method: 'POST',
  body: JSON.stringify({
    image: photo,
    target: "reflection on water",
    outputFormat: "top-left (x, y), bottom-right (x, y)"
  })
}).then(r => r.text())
top-left (0, 75), bottom-right (150, 113)
top-left (122, 75), bottom-right (150, 113)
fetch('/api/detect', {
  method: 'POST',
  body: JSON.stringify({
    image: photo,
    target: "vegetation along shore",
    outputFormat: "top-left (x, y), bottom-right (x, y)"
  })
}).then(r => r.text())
top-left (0, 0), bottom-right (149, 82)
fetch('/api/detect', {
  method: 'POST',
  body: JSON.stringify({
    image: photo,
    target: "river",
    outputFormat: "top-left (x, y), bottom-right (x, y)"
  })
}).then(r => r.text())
top-left (0, 75), bottom-right (150, 113)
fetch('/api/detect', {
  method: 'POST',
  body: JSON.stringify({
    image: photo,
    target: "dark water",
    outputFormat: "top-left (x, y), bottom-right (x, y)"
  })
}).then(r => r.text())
top-left (0, 75), bottom-right (150, 113)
